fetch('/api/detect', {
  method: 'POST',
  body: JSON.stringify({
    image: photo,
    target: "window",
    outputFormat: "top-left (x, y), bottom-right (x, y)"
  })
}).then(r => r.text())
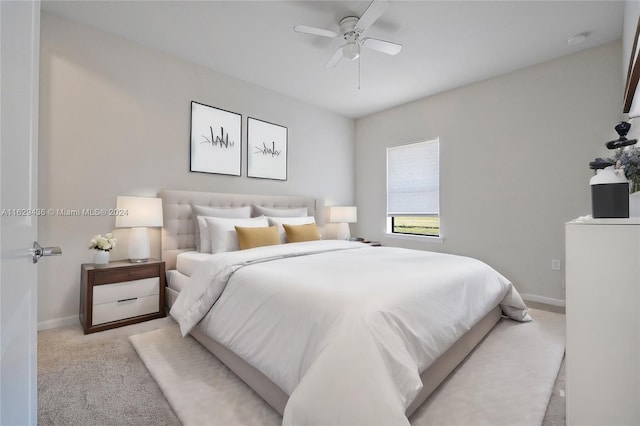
top-left (386, 139), bottom-right (440, 237)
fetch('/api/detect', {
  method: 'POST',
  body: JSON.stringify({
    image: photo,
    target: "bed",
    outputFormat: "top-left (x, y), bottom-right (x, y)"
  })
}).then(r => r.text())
top-left (159, 189), bottom-right (530, 425)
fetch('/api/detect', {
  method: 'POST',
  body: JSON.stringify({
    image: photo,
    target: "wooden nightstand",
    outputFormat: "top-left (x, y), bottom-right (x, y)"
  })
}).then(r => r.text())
top-left (349, 237), bottom-right (381, 247)
top-left (80, 260), bottom-right (166, 334)
top-left (363, 240), bottom-right (381, 247)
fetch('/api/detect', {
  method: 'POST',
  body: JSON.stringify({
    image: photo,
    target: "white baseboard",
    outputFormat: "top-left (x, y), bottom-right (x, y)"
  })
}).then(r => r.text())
top-left (38, 315), bottom-right (78, 331)
top-left (520, 293), bottom-right (566, 307)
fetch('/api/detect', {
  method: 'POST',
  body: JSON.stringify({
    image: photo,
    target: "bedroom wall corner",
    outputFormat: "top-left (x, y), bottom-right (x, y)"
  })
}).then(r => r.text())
top-left (353, 41), bottom-right (622, 303)
top-left (37, 13), bottom-right (355, 327)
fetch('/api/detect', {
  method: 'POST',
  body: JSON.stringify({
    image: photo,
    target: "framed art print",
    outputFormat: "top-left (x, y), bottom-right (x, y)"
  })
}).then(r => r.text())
top-left (190, 101), bottom-right (241, 176)
top-left (625, 16), bottom-right (640, 113)
top-left (247, 117), bottom-right (288, 181)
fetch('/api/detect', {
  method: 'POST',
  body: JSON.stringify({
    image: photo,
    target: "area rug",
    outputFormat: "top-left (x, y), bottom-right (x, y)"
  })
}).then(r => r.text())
top-left (129, 309), bottom-right (565, 425)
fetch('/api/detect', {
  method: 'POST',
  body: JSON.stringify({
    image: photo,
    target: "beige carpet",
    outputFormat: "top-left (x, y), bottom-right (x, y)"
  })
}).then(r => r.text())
top-left (38, 316), bottom-right (180, 426)
top-left (130, 309), bottom-right (565, 426)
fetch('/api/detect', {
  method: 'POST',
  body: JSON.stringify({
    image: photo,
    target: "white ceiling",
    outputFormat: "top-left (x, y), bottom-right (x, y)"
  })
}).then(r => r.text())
top-left (42, 1), bottom-right (624, 119)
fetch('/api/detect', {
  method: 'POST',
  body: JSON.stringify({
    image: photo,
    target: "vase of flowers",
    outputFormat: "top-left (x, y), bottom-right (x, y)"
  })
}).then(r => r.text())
top-left (590, 122), bottom-right (640, 217)
top-left (610, 146), bottom-right (640, 217)
top-left (610, 146), bottom-right (640, 192)
top-left (89, 233), bottom-right (117, 266)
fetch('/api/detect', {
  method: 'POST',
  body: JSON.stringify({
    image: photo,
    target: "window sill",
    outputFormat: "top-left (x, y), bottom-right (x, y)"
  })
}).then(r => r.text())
top-left (385, 232), bottom-right (445, 243)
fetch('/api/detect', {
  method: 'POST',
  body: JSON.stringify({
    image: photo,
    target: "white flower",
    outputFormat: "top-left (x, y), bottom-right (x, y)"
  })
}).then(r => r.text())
top-left (89, 233), bottom-right (117, 251)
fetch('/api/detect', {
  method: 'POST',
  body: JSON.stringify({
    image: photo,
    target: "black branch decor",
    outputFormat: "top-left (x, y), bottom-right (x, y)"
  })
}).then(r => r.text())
top-left (201, 126), bottom-right (235, 149)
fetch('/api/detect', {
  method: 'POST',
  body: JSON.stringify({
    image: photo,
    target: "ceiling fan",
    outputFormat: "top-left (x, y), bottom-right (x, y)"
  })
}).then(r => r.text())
top-left (294, 0), bottom-right (402, 69)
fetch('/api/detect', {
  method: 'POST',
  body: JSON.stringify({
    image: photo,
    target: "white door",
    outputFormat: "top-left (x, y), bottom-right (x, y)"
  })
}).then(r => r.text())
top-left (0, 1), bottom-right (41, 425)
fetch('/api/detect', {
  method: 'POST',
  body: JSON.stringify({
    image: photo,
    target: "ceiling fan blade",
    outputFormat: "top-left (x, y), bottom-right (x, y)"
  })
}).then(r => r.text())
top-left (361, 37), bottom-right (402, 55)
top-left (355, 0), bottom-right (390, 33)
top-left (325, 46), bottom-right (344, 68)
top-left (293, 25), bottom-right (338, 38)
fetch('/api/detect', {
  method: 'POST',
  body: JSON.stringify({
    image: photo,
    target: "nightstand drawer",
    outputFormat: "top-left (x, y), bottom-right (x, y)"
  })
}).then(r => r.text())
top-left (92, 264), bottom-right (160, 285)
top-left (92, 294), bottom-right (160, 326)
top-left (93, 277), bottom-right (159, 305)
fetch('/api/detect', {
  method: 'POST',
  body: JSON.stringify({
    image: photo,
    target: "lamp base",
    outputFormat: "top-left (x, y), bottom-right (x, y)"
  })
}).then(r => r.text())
top-left (336, 222), bottom-right (352, 240)
top-left (128, 227), bottom-right (151, 263)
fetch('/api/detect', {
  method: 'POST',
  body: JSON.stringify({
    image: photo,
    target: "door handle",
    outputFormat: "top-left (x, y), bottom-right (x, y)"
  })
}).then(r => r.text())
top-left (31, 241), bottom-right (62, 263)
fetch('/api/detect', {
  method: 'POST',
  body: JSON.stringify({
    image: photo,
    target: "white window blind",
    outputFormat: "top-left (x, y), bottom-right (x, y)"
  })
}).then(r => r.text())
top-left (387, 139), bottom-right (439, 216)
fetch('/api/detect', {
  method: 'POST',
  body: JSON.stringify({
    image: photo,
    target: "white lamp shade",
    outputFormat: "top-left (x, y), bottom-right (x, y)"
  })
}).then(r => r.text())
top-left (115, 196), bottom-right (163, 228)
top-left (328, 206), bottom-right (357, 224)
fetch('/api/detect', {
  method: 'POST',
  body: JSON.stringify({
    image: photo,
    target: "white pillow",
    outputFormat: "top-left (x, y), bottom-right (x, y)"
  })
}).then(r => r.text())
top-left (196, 216), bottom-right (219, 253)
top-left (267, 216), bottom-right (316, 243)
top-left (192, 205), bottom-right (251, 252)
top-left (252, 205), bottom-right (308, 218)
top-left (204, 216), bottom-right (269, 254)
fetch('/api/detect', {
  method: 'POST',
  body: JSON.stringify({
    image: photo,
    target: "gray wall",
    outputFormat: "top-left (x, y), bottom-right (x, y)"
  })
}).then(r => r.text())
top-left (38, 11), bottom-right (623, 325)
top-left (354, 41), bottom-right (622, 304)
top-left (38, 14), bottom-right (355, 326)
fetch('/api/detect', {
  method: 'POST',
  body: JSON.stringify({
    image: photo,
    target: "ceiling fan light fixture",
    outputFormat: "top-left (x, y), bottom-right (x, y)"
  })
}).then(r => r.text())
top-left (343, 42), bottom-right (360, 61)
top-left (294, 0), bottom-right (400, 68)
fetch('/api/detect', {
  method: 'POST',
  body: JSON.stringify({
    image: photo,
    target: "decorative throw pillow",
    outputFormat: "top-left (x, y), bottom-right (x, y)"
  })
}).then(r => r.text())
top-left (235, 225), bottom-right (281, 250)
top-left (252, 205), bottom-right (308, 218)
top-left (267, 216), bottom-right (316, 243)
top-left (204, 216), bottom-right (269, 254)
top-left (283, 223), bottom-right (321, 243)
top-left (192, 205), bottom-right (251, 252)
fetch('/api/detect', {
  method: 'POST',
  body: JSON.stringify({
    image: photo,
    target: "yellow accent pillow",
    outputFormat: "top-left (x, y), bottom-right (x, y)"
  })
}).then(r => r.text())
top-left (283, 223), bottom-right (321, 243)
top-left (235, 225), bottom-right (281, 250)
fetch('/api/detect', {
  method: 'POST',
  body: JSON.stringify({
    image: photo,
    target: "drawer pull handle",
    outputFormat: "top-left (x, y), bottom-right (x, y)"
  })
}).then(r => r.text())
top-left (117, 297), bottom-right (138, 303)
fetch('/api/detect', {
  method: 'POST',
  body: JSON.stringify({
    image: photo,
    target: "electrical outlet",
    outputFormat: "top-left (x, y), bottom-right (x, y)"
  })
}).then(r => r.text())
top-left (551, 259), bottom-right (561, 271)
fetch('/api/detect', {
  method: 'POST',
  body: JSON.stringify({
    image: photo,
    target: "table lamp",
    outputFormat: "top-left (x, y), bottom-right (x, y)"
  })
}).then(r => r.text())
top-left (328, 206), bottom-right (357, 240)
top-left (115, 196), bottom-right (163, 263)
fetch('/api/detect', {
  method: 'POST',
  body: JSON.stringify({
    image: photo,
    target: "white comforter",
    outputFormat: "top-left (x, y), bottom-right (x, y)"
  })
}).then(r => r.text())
top-left (170, 240), bottom-right (530, 425)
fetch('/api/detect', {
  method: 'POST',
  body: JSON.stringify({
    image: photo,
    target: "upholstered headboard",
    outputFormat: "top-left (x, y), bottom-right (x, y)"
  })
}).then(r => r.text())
top-left (159, 189), bottom-right (319, 270)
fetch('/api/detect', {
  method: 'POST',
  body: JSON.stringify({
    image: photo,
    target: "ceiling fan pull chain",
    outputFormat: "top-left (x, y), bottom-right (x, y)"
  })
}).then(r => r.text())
top-left (358, 52), bottom-right (361, 90)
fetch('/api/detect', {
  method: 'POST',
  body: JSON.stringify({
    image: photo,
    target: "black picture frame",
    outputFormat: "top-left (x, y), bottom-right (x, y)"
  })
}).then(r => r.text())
top-left (247, 117), bottom-right (288, 181)
top-left (624, 16), bottom-right (640, 114)
top-left (190, 101), bottom-right (242, 176)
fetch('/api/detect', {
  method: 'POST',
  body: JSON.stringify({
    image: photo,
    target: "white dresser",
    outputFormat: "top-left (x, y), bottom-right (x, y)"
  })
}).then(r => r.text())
top-left (565, 219), bottom-right (640, 425)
